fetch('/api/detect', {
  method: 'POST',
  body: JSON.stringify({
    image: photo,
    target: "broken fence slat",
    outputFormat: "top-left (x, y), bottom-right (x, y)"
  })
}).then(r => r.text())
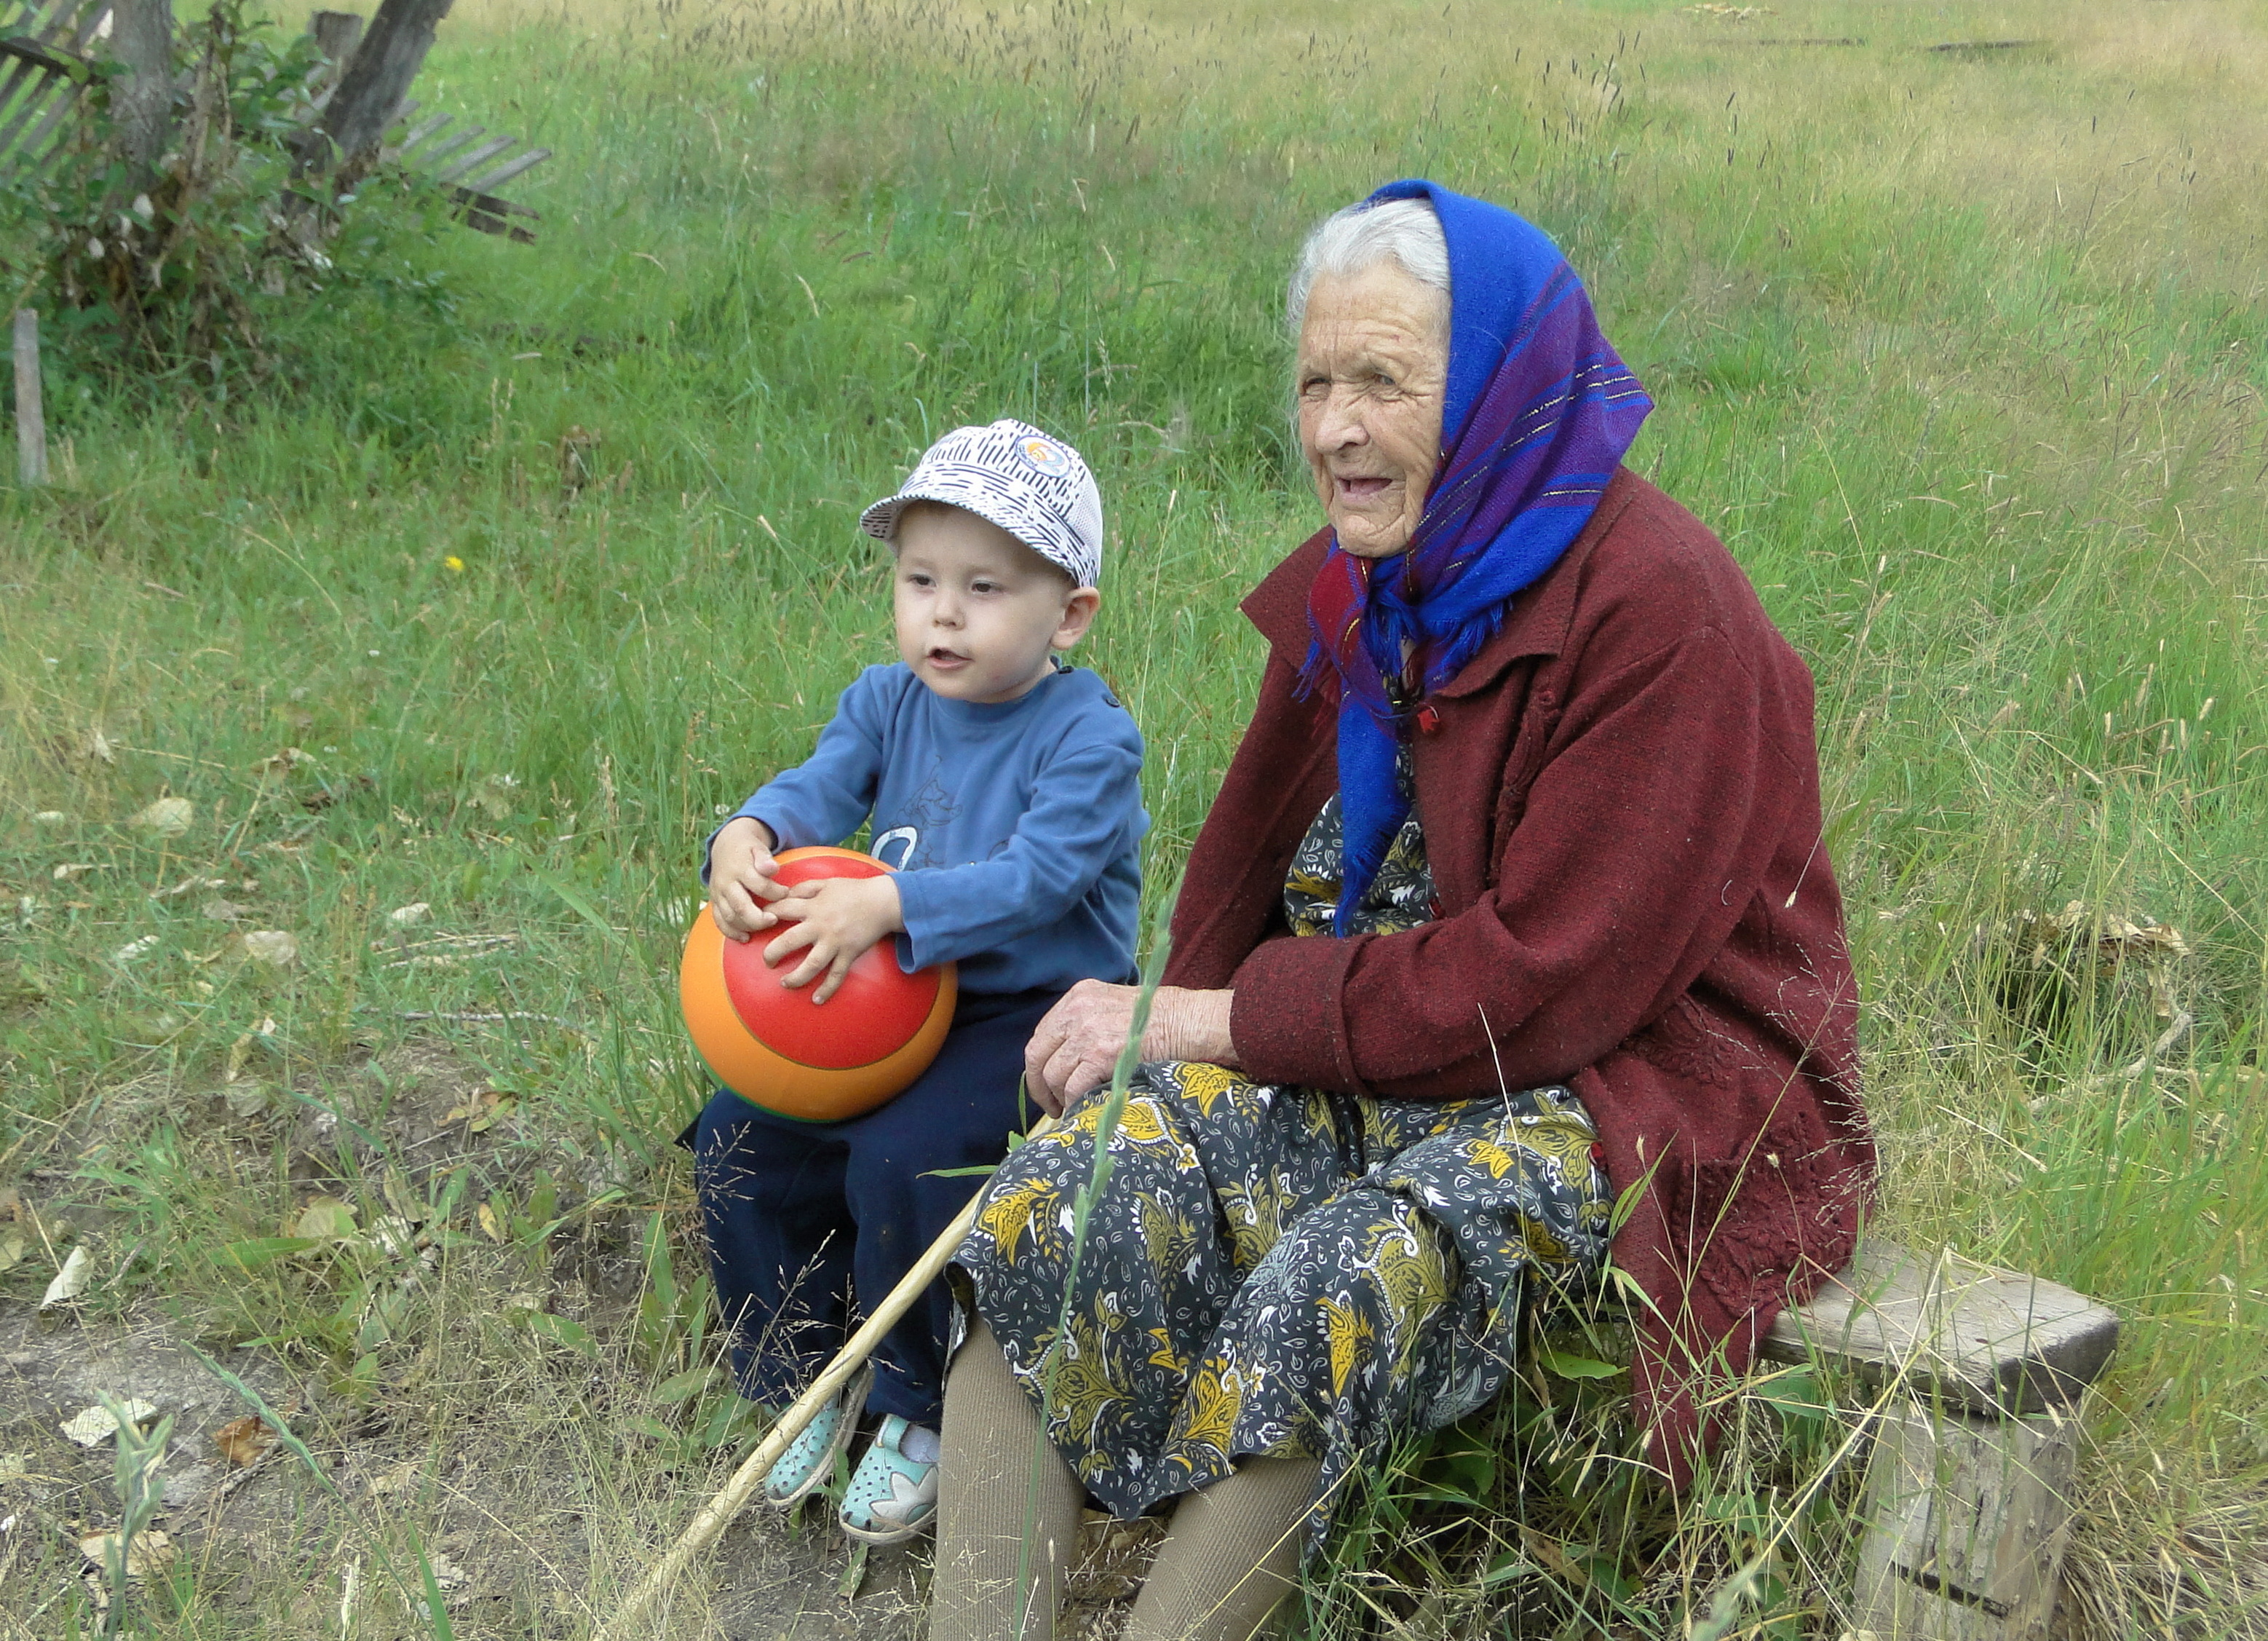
top-left (386, 107), bottom-right (450, 154)
top-left (62, 0), bottom-right (109, 50)
top-left (0, 73), bottom-right (63, 154)
top-left (0, 28), bottom-right (61, 119)
top-left (451, 183), bottom-right (536, 241)
top-left (15, 70), bottom-right (81, 154)
top-left (0, 0), bottom-right (103, 167)
top-left (37, 0), bottom-right (101, 42)
top-left (453, 182), bottom-right (535, 218)
top-left (0, 33), bottom-right (84, 73)
top-left (0, 0), bottom-right (68, 38)
top-left (1, 0), bottom-right (544, 239)
top-left (459, 144), bottom-right (547, 193)
top-left (0, 60), bottom-right (52, 131)
top-left (429, 131), bottom-right (513, 183)
top-left (412, 122), bottom-right (485, 166)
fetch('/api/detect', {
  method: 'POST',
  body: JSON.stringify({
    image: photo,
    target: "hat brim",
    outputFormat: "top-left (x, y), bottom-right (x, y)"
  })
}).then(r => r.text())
top-left (857, 478), bottom-right (1088, 585)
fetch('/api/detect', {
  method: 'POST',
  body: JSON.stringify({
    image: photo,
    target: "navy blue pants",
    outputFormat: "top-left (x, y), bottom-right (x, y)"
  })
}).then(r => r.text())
top-left (692, 988), bottom-right (1058, 1428)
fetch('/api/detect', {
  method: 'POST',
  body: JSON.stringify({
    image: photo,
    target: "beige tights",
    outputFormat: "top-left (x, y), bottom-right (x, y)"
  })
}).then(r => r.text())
top-left (1123, 1453), bottom-right (1317, 1641)
top-left (930, 1320), bottom-right (1085, 1641)
top-left (928, 1322), bottom-right (1320, 1641)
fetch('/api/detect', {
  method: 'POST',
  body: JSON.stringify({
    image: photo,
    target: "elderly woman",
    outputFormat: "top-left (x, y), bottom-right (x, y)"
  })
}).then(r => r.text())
top-left (927, 181), bottom-right (1872, 1641)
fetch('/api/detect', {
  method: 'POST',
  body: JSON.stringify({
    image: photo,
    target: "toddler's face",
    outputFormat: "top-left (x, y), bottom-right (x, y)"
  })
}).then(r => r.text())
top-left (892, 505), bottom-right (1095, 703)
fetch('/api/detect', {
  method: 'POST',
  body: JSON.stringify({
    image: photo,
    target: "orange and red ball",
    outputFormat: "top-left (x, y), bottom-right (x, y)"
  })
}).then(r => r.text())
top-left (680, 847), bottom-right (956, 1122)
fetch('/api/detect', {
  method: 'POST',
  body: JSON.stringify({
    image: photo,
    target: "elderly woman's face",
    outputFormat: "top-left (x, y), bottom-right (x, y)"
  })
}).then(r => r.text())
top-left (1296, 261), bottom-right (1450, 559)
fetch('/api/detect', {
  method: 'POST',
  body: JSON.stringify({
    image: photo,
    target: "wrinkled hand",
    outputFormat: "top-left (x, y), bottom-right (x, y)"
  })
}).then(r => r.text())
top-left (1022, 982), bottom-right (1238, 1117)
top-left (707, 817), bottom-right (787, 940)
top-left (761, 874), bottom-right (905, 1004)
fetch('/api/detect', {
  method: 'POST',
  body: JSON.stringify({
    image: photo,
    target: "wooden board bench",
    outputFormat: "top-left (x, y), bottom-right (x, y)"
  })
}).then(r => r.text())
top-left (1762, 1243), bottom-right (2120, 1641)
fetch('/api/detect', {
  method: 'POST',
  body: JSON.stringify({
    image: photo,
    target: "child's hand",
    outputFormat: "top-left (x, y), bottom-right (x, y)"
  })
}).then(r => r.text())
top-left (707, 817), bottom-right (788, 941)
top-left (761, 875), bottom-right (905, 1004)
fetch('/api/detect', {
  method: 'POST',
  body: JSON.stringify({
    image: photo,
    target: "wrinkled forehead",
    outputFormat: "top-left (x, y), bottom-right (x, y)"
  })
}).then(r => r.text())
top-left (1296, 264), bottom-right (1451, 372)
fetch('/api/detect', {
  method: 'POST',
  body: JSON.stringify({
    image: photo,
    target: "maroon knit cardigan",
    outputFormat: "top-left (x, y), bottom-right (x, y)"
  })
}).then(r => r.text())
top-left (1159, 468), bottom-right (1874, 1482)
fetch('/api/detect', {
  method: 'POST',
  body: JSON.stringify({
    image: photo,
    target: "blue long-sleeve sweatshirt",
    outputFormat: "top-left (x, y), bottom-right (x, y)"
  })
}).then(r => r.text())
top-left (721, 663), bottom-right (1146, 995)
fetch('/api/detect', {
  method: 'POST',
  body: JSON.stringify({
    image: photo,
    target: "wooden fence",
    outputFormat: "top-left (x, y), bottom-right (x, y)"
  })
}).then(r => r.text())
top-left (0, 0), bottom-right (114, 173)
top-left (0, 0), bottom-right (548, 240)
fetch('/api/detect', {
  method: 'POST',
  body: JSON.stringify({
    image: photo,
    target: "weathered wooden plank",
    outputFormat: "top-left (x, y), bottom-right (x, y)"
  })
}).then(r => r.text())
top-left (0, 74), bottom-right (64, 154)
top-left (459, 143), bottom-right (547, 192)
top-left (450, 183), bottom-right (535, 240)
top-left (0, 32), bottom-right (83, 72)
top-left (14, 308), bottom-right (46, 488)
top-left (390, 107), bottom-right (448, 149)
top-left (14, 66), bottom-right (84, 158)
top-left (308, 8), bottom-right (362, 68)
top-left (429, 130), bottom-right (511, 181)
top-left (0, 58), bottom-right (52, 135)
top-left (0, 0), bottom-right (110, 133)
top-left (2, 0), bottom-right (106, 167)
top-left (0, 4), bottom-right (72, 146)
top-left (1849, 1400), bottom-right (2081, 1641)
top-left (413, 122), bottom-right (484, 167)
top-left (0, 0), bottom-right (78, 39)
top-left (310, 0), bottom-right (450, 170)
top-left (1762, 1242), bottom-right (2118, 1417)
top-left (61, 0), bottom-right (106, 41)
top-left (0, 0), bottom-right (103, 161)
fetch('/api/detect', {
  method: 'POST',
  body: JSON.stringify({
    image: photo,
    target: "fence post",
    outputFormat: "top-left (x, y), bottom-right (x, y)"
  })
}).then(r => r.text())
top-left (308, 10), bottom-right (367, 94)
top-left (12, 309), bottom-right (45, 489)
top-left (306, 0), bottom-right (453, 176)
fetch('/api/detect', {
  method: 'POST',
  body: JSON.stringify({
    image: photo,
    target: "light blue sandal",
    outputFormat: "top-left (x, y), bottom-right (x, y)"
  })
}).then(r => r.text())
top-left (761, 1364), bottom-right (871, 1510)
top-left (838, 1415), bottom-right (940, 1544)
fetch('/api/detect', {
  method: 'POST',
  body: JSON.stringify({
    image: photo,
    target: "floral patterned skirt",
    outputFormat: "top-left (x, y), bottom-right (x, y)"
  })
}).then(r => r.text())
top-left (953, 1060), bottom-right (1611, 1543)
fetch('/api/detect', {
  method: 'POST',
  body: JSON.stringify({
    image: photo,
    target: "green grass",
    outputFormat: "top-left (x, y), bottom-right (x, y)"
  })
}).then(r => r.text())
top-left (3, 0), bottom-right (2266, 1635)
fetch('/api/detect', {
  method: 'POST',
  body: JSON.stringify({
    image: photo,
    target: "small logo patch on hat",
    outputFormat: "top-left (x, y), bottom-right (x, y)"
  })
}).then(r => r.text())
top-left (1015, 436), bottom-right (1072, 478)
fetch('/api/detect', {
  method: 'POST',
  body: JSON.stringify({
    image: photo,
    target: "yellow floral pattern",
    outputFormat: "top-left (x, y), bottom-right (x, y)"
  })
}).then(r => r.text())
top-left (959, 1066), bottom-right (1610, 1543)
top-left (953, 795), bottom-right (1611, 1549)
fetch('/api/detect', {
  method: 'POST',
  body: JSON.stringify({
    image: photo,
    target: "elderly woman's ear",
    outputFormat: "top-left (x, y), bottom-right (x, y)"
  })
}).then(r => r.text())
top-left (1294, 259), bottom-right (1450, 561)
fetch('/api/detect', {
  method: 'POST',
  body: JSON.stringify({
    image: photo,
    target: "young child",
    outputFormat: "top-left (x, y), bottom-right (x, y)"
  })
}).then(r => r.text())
top-left (693, 419), bottom-right (1146, 1545)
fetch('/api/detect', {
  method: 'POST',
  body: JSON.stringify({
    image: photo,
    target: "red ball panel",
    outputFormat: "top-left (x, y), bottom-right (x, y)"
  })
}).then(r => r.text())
top-left (718, 847), bottom-right (945, 1070)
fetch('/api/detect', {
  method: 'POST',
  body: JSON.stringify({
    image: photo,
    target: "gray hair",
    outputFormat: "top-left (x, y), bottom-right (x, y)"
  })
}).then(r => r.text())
top-left (1286, 197), bottom-right (1451, 333)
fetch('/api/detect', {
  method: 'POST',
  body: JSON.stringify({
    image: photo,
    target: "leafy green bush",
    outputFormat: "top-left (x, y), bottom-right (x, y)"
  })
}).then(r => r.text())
top-left (0, 0), bottom-right (463, 398)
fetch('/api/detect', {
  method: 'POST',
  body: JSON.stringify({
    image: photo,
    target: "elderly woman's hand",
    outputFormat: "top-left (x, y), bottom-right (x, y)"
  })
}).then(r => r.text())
top-left (1024, 982), bottom-right (1239, 1116)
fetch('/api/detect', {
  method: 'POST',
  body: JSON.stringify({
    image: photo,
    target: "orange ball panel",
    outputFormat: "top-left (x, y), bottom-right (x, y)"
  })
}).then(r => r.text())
top-left (680, 847), bottom-right (957, 1123)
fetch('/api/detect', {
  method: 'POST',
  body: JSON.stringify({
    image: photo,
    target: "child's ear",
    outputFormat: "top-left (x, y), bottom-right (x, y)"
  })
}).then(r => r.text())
top-left (1052, 587), bottom-right (1102, 650)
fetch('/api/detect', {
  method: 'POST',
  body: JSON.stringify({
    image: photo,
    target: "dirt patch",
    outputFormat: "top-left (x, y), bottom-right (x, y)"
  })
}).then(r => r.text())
top-left (0, 1038), bottom-right (1159, 1637)
top-left (0, 1302), bottom-right (945, 1637)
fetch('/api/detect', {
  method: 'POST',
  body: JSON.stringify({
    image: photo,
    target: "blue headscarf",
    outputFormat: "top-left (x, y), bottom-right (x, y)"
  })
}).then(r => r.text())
top-left (1301, 180), bottom-right (1653, 932)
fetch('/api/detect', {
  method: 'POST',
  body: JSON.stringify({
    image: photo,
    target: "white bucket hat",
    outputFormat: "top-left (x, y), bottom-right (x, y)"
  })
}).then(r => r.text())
top-left (859, 419), bottom-right (1104, 589)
